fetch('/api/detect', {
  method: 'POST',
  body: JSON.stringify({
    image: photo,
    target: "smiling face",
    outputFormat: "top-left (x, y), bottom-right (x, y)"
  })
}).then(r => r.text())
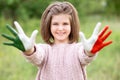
top-left (51, 14), bottom-right (71, 44)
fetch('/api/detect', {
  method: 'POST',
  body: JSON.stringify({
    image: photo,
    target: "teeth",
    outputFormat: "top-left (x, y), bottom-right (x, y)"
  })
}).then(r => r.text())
top-left (58, 33), bottom-right (63, 35)
top-left (57, 32), bottom-right (65, 35)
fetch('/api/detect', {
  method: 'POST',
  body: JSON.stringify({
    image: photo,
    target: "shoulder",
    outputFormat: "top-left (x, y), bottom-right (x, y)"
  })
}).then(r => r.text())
top-left (36, 43), bottom-right (51, 50)
top-left (75, 42), bottom-right (84, 50)
top-left (76, 42), bottom-right (82, 46)
top-left (73, 42), bottom-right (83, 47)
top-left (37, 43), bottom-right (49, 47)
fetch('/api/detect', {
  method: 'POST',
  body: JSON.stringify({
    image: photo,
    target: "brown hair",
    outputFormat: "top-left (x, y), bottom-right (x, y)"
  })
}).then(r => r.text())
top-left (40, 1), bottom-right (80, 44)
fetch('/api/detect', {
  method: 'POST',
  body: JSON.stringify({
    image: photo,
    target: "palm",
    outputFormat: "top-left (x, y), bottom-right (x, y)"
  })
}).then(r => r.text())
top-left (2, 21), bottom-right (38, 51)
top-left (80, 22), bottom-right (112, 54)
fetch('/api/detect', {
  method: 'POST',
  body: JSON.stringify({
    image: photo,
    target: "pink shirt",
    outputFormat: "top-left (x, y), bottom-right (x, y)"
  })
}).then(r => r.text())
top-left (24, 43), bottom-right (96, 80)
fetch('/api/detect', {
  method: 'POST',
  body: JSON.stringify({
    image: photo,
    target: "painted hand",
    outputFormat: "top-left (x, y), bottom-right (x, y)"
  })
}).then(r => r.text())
top-left (79, 22), bottom-right (112, 54)
top-left (2, 21), bottom-right (38, 52)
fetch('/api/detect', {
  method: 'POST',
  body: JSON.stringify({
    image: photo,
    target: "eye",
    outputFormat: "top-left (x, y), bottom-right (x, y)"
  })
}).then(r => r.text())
top-left (52, 22), bottom-right (58, 26)
top-left (63, 22), bottom-right (69, 25)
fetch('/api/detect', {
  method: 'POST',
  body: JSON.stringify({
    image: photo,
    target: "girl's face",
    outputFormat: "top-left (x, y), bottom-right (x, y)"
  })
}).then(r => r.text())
top-left (51, 14), bottom-right (71, 44)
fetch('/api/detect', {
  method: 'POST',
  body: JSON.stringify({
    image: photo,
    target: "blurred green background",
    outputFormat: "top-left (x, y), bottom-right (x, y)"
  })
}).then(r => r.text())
top-left (0, 0), bottom-right (120, 80)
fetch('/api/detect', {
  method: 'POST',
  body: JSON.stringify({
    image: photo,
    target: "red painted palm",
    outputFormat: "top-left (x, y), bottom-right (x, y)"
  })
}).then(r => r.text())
top-left (79, 22), bottom-right (112, 54)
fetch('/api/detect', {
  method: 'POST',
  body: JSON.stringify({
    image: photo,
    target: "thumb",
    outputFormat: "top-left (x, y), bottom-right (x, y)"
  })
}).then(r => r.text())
top-left (14, 21), bottom-right (25, 35)
top-left (92, 22), bottom-right (101, 36)
top-left (30, 30), bottom-right (38, 42)
top-left (79, 32), bottom-right (87, 43)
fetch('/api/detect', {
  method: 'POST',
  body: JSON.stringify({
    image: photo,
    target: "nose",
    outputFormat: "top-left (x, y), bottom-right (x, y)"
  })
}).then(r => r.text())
top-left (58, 25), bottom-right (64, 30)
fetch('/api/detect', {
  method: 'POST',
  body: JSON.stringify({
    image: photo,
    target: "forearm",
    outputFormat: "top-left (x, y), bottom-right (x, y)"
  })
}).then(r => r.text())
top-left (23, 44), bottom-right (45, 67)
top-left (78, 43), bottom-right (97, 66)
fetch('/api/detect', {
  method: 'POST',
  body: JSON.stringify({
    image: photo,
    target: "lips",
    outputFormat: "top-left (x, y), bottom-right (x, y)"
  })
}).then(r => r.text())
top-left (56, 32), bottom-right (66, 36)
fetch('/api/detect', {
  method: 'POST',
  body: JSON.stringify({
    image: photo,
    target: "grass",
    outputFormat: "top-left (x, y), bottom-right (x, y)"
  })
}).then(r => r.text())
top-left (0, 16), bottom-right (120, 80)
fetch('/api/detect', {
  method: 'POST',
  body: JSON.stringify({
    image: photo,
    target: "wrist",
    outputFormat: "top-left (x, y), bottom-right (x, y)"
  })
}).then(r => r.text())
top-left (24, 46), bottom-right (36, 56)
top-left (84, 50), bottom-right (95, 57)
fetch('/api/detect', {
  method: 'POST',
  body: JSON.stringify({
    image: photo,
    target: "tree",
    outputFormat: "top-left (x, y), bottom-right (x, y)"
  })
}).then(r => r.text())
top-left (106, 0), bottom-right (120, 16)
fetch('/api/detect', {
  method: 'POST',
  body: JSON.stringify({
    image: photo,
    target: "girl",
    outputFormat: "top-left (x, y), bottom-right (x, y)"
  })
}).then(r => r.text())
top-left (2, 1), bottom-right (112, 80)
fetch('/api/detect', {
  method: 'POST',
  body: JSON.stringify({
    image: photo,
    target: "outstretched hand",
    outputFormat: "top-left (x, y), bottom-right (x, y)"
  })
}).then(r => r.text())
top-left (2, 21), bottom-right (38, 52)
top-left (79, 22), bottom-right (112, 54)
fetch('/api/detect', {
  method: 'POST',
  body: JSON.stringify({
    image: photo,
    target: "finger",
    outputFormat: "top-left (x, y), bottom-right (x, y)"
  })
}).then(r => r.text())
top-left (79, 32), bottom-right (87, 43)
top-left (3, 42), bottom-right (25, 51)
top-left (101, 30), bottom-right (112, 41)
top-left (94, 40), bottom-right (112, 53)
top-left (102, 40), bottom-right (112, 48)
top-left (2, 34), bottom-right (15, 41)
top-left (92, 22), bottom-right (101, 36)
top-left (99, 26), bottom-right (109, 38)
top-left (6, 24), bottom-right (18, 36)
top-left (30, 30), bottom-right (38, 42)
top-left (3, 42), bottom-right (14, 46)
top-left (13, 43), bottom-right (25, 51)
top-left (14, 21), bottom-right (25, 34)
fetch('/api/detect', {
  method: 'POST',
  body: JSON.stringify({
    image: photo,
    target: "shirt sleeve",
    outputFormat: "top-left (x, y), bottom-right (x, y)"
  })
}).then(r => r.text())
top-left (77, 43), bottom-right (97, 66)
top-left (23, 44), bottom-right (46, 67)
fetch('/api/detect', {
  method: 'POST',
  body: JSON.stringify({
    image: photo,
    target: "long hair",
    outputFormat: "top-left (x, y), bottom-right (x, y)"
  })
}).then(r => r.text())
top-left (40, 1), bottom-right (80, 44)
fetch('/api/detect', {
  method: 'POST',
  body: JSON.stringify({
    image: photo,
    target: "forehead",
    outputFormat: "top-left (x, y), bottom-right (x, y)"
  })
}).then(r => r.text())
top-left (51, 14), bottom-right (71, 22)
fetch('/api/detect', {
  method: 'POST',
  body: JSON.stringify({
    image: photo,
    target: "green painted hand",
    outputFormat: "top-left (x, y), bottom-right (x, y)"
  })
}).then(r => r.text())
top-left (2, 21), bottom-right (38, 52)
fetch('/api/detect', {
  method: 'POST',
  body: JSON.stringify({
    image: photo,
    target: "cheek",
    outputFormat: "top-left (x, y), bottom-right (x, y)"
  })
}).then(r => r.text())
top-left (68, 26), bottom-right (71, 34)
top-left (50, 26), bottom-right (55, 36)
top-left (50, 27), bottom-right (53, 35)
